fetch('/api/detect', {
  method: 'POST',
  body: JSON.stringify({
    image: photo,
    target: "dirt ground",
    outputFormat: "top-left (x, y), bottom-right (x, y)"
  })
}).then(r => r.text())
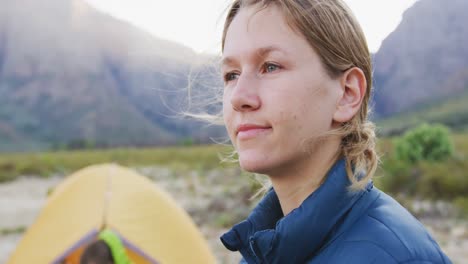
top-left (0, 172), bottom-right (466, 264)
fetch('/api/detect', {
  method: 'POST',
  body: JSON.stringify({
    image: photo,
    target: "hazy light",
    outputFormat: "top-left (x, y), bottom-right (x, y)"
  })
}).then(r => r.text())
top-left (84, 0), bottom-right (418, 54)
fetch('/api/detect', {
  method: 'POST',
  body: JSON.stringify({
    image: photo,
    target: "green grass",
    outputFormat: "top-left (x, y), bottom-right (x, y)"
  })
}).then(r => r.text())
top-left (0, 144), bottom-right (234, 182)
top-left (372, 133), bottom-right (468, 216)
top-left (377, 93), bottom-right (468, 136)
top-left (374, 133), bottom-right (468, 200)
top-left (0, 226), bottom-right (26, 236)
top-left (1, 133), bottom-right (467, 212)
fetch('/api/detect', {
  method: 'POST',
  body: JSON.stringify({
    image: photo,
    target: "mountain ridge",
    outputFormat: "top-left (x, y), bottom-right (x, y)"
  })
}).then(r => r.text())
top-left (372, 0), bottom-right (468, 117)
top-left (1, 0), bottom-right (467, 151)
top-left (0, 0), bottom-right (224, 151)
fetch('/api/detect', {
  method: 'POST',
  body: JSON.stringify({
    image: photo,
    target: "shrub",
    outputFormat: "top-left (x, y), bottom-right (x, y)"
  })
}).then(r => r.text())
top-left (395, 123), bottom-right (454, 163)
top-left (375, 157), bottom-right (415, 196)
top-left (454, 197), bottom-right (468, 218)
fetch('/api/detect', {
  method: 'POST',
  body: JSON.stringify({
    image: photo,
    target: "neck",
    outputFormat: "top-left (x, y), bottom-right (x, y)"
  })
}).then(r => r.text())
top-left (269, 137), bottom-right (341, 216)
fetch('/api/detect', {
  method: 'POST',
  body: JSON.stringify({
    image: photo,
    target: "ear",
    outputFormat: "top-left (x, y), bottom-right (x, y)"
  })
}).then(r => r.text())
top-left (333, 67), bottom-right (367, 123)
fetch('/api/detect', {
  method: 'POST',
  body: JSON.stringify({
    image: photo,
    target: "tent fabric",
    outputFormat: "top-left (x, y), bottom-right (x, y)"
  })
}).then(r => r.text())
top-left (7, 164), bottom-right (216, 264)
top-left (98, 229), bottom-right (132, 264)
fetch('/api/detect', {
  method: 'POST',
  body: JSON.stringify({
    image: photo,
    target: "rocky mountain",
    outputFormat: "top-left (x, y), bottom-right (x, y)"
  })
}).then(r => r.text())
top-left (0, 0), bottom-right (224, 151)
top-left (1, 0), bottom-right (467, 151)
top-left (373, 0), bottom-right (468, 117)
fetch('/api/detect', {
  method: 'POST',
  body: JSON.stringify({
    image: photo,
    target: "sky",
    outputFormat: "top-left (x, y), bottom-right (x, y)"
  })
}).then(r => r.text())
top-left (84, 0), bottom-right (419, 55)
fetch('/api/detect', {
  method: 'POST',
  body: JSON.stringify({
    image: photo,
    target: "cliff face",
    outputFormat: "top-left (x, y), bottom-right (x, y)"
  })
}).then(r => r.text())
top-left (372, 0), bottom-right (468, 117)
top-left (0, 0), bottom-right (224, 151)
top-left (3, 0), bottom-right (467, 151)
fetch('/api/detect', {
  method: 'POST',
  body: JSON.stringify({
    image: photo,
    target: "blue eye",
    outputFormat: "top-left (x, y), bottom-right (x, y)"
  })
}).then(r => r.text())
top-left (264, 63), bottom-right (281, 73)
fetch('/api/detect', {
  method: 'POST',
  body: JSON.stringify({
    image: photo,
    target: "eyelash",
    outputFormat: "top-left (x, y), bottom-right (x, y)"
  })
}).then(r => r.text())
top-left (223, 62), bottom-right (282, 83)
top-left (263, 62), bottom-right (281, 73)
top-left (224, 72), bottom-right (239, 82)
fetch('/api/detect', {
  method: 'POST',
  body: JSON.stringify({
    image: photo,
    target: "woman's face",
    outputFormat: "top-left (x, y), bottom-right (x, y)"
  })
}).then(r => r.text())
top-left (222, 5), bottom-right (343, 176)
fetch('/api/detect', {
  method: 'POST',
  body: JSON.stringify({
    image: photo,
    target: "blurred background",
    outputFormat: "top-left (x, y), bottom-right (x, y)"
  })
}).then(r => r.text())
top-left (0, 0), bottom-right (467, 263)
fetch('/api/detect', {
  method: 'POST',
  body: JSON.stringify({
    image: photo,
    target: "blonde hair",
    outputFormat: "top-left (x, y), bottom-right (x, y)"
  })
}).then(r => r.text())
top-left (221, 0), bottom-right (379, 190)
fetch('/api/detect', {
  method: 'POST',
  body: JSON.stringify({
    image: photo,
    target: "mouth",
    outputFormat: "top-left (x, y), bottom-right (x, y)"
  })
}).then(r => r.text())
top-left (236, 124), bottom-right (272, 140)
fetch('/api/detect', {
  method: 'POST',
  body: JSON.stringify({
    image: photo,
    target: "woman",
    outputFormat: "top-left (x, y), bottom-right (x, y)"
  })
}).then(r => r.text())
top-left (217, 0), bottom-right (451, 263)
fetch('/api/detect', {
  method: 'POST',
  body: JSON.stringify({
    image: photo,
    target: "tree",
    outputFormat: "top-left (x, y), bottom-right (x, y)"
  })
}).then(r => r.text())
top-left (395, 123), bottom-right (454, 163)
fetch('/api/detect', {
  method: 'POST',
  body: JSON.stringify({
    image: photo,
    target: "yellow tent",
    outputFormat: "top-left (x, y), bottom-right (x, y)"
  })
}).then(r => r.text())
top-left (7, 164), bottom-right (217, 264)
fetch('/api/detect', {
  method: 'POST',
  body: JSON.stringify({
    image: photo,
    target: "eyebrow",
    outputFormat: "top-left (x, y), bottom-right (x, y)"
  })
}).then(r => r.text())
top-left (221, 45), bottom-right (288, 67)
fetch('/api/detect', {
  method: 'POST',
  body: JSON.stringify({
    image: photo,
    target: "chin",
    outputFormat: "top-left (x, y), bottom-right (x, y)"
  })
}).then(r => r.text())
top-left (238, 153), bottom-right (273, 174)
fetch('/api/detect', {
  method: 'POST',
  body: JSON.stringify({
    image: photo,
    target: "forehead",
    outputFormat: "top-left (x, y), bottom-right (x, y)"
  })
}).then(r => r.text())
top-left (222, 5), bottom-right (312, 62)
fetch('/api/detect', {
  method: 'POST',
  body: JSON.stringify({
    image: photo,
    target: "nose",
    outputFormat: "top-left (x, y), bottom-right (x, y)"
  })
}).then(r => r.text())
top-left (230, 74), bottom-right (261, 112)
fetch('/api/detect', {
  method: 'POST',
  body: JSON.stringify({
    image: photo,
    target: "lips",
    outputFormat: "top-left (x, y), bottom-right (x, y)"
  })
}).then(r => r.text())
top-left (236, 124), bottom-right (272, 140)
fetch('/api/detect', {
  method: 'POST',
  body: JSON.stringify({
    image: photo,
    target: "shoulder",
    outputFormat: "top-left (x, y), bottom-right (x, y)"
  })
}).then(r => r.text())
top-left (310, 239), bottom-right (398, 263)
top-left (323, 188), bottom-right (451, 263)
top-left (311, 239), bottom-right (447, 264)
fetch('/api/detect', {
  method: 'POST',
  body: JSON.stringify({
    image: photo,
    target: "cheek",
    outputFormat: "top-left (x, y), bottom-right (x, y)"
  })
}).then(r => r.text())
top-left (222, 91), bottom-right (230, 121)
top-left (278, 91), bottom-right (331, 136)
top-left (222, 95), bottom-right (235, 137)
top-left (266, 89), bottom-right (296, 125)
top-left (269, 90), bottom-right (309, 129)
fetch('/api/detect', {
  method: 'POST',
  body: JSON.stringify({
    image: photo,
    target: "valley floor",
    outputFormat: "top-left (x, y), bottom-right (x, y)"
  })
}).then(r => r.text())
top-left (0, 169), bottom-right (466, 264)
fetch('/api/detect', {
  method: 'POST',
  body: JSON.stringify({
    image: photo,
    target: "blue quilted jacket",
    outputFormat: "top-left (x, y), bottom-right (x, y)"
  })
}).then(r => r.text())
top-left (220, 159), bottom-right (452, 263)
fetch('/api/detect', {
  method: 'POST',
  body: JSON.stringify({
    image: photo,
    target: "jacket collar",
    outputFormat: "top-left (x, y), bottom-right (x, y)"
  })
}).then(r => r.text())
top-left (220, 158), bottom-right (370, 263)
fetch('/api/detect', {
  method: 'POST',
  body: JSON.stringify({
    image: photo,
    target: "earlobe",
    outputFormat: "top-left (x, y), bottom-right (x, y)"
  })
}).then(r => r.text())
top-left (333, 67), bottom-right (367, 123)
